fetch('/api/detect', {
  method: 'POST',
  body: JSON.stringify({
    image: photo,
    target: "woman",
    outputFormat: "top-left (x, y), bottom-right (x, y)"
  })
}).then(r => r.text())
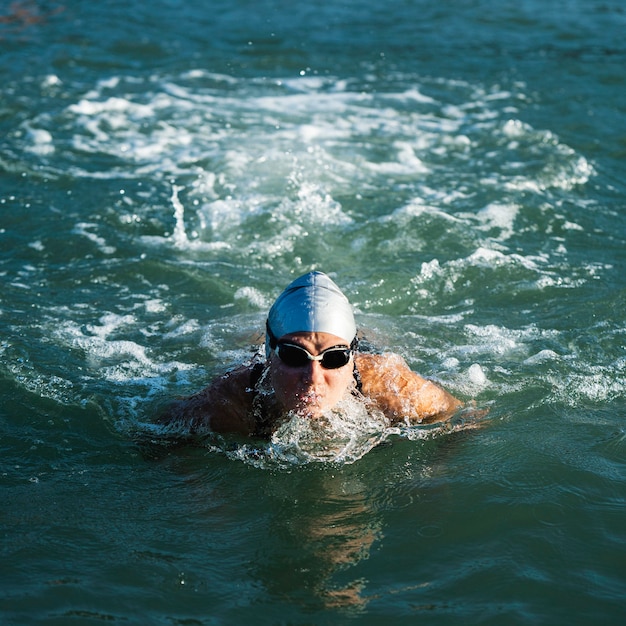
top-left (159, 271), bottom-right (462, 437)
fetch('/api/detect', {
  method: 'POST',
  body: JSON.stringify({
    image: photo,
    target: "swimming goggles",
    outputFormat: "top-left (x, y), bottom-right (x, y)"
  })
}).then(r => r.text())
top-left (275, 342), bottom-right (353, 369)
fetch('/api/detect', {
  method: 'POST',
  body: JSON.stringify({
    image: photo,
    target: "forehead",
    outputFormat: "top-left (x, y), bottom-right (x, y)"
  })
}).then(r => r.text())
top-left (278, 331), bottom-right (350, 351)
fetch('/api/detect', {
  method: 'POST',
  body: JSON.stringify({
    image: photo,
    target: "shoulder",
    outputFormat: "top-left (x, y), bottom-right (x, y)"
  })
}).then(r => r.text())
top-left (355, 352), bottom-right (461, 424)
top-left (355, 351), bottom-right (409, 372)
top-left (157, 362), bottom-right (262, 435)
top-left (355, 351), bottom-right (424, 394)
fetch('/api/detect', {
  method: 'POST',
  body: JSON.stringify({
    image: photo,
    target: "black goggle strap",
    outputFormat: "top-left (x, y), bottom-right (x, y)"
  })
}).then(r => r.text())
top-left (266, 320), bottom-right (278, 352)
top-left (347, 335), bottom-right (361, 391)
top-left (350, 335), bottom-right (359, 352)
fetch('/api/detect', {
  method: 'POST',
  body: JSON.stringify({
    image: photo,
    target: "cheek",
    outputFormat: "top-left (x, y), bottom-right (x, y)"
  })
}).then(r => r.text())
top-left (269, 361), bottom-right (299, 400)
top-left (326, 367), bottom-right (354, 400)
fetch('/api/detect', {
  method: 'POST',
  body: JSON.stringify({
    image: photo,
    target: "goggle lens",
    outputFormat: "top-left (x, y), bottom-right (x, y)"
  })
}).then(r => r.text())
top-left (276, 343), bottom-right (352, 369)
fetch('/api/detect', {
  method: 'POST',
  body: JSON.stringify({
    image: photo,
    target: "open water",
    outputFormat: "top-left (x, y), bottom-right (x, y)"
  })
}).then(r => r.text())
top-left (1, 0), bottom-right (625, 623)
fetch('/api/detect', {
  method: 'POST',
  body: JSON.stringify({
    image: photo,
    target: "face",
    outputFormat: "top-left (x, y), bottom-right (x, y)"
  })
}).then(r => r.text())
top-left (269, 331), bottom-right (355, 418)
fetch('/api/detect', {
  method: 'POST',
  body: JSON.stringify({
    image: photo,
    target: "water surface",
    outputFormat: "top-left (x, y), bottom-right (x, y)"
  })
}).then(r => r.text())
top-left (1, 0), bottom-right (625, 623)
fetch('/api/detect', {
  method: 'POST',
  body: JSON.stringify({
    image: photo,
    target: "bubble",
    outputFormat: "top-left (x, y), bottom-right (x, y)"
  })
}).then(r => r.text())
top-left (468, 363), bottom-right (489, 387)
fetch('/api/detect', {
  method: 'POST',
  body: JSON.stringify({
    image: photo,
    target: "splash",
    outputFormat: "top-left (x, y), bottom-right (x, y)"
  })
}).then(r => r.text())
top-left (265, 396), bottom-right (390, 465)
top-left (170, 185), bottom-right (189, 248)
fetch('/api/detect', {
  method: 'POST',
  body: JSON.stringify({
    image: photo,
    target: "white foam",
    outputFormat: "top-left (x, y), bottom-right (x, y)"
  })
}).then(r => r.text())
top-left (28, 240), bottom-right (45, 251)
top-left (234, 287), bottom-right (269, 309)
top-left (400, 87), bottom-right (438, 105)
top-left (51, 316), bottom-right (196, 394)
top-left (550, 369), bottom-right (626, 406)
top-left (382, 199), bottom-right (461, 225)
top-left (24, 126), bottom-right (55, 155)
top-left (24, 69), bottom-right (587, 227)
top-left (562, 220), bottom-right (584, 232)
top-left (524, 350), bottom-right (560, 365)
top-left (163, 319), bottom-right (201, 339)
top-left (69, 96), bottom-right (153, 118)
top-left (368, 141), bottom-right (430, 175)
top-left (475, 202), bottom-right (519, 240)
top-left (502, 118), bottom-right (528, 138)
top-left (292, 182), bottom-right (352, 226)
top-left (170, 185), bottom-right (189, 248)
top-left (144, 299), bottom-right (167, 314)
top-left (42, 74), bottom-right (62, 88)
top-left (73, 222), bottom-right (116, 255)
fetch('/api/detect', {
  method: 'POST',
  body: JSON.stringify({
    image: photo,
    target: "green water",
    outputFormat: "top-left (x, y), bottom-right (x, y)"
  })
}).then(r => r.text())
top-left (1, 0), bottom-right (625, 623)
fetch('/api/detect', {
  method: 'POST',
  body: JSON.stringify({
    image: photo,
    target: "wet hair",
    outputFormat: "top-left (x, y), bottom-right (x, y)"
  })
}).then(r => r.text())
top-left (265, 271), bottom-right (357, 358)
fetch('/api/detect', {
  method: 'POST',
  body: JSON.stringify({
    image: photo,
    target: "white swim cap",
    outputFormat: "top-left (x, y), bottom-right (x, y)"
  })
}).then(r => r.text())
top-left (265, 271), bottom-right (356, 357)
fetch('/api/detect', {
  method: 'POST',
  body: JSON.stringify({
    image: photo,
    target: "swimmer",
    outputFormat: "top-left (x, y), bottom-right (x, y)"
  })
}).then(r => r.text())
top-left (159, 271), bottom-right (462, 437)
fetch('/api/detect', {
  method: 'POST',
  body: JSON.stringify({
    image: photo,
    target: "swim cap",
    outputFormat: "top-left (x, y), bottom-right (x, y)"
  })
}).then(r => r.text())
top-left (265, 271), bottom-right (356, 357)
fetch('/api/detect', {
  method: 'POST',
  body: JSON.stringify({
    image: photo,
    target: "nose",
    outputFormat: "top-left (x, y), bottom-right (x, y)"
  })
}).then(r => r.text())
top-left (302, 360), bottom-right (325, 387)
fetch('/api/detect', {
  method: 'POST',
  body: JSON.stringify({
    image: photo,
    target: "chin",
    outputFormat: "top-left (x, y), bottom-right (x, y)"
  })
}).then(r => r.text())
top-left (289, 403), bottom-right (324, 419)
top-left (280, 390), bottom-right (319, 413)
top-left (285, 397), bottom-right (328, 419)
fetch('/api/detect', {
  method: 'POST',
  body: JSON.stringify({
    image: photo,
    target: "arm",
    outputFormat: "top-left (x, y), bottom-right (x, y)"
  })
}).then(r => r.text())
top-left (356, 352), bottom-right (462, 424)
top-left (156, 364), bottom-right (258, 436)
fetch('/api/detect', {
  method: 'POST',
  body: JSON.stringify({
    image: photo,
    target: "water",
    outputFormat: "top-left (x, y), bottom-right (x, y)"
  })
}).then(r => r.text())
top-left (1, 0), bottom-right (625, 622)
